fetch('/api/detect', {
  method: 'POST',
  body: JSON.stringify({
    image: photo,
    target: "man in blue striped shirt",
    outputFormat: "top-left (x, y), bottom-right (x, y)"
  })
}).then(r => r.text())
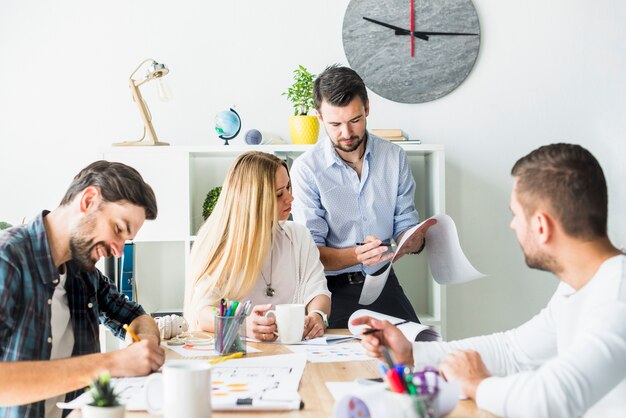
top-left (291, 65), bottom-right (436, 328)
top-left (0, 161), bottom-right (165, 418)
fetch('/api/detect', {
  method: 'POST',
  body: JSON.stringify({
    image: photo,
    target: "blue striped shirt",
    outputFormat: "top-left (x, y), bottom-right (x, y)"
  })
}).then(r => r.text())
top-left (0, 211), bottom-right (146, 418)
top-left (291, 133), bottom-right (419, 275)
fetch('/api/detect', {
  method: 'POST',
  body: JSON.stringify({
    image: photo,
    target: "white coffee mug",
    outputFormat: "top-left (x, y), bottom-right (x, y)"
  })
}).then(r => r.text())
top-left (264, 303), bottom-right (305, 344)
top-left (144, 360), bottom-right (211, 418)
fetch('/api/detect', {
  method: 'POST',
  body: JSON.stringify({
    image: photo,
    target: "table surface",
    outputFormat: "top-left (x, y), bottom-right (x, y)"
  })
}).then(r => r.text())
top-left (69, 331), bottom-right (495, 418)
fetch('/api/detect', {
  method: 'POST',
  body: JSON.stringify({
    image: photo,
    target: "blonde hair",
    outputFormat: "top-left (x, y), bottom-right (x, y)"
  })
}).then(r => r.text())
top-left (184, 152), bottom-right (289, 329)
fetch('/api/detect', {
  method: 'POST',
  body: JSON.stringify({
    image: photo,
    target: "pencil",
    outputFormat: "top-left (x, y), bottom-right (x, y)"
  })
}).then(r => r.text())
top-left (208, 351), bottom-right (243, 365)
top-left (361, 320), bottom-right (411, 336)
top-left (123, 324), bottom-right (141, 342)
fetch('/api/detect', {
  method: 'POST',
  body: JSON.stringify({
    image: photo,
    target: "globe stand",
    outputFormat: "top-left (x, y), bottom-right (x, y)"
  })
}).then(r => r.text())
top-left (216, 108), bottom-right (242, 146)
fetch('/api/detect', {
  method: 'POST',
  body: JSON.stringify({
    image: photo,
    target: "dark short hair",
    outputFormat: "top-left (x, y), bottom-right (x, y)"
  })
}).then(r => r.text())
top-left (511, 143), bottom-right (607, 239)
top-left (313, 64), bottom-right (368, 110)
top-left (60, 160), bottom-right (158, 220)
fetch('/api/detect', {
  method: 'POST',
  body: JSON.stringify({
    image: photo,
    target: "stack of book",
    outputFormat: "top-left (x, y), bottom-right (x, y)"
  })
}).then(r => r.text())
top-left (371, 129), bottom-right (420, 143)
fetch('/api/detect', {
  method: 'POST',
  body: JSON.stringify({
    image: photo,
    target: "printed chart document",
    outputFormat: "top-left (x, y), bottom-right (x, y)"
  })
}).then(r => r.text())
top-left (348, 309), bottom-right (441, 342)
top-left (163, 341), bottom-right (260, 358)
top-left (286, 342), bottom-right (370, 363)
top-left (247, 334), bottom-right (357, 345)
top-left (58, 354), bottom-right (306, 412)
top-left (359, 214), bottom-right (485, 304)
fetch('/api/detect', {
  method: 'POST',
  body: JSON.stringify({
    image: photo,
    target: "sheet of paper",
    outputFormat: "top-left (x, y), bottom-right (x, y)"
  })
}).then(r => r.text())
top-left (359, 214), bottom-right (485, 304)
top-left (425, 214), bottom-right (485, 284)
top-left (359, 219), bottom-right (432, 305)
top-left (57, 376), bottom-right (149, 410)
top-left (348, 309), bottom-right (441, 342)
top-left (286, 342), bottom-right (371, 363)
top-left (58, 354), bottom-right (306, 412)
top-left (164, 342), bottom-right (260, 357)
top-left (246, 334), bottom-right (356, 345)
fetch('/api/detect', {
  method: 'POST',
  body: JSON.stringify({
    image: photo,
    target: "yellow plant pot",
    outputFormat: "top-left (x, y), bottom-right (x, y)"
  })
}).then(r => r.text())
top-left (289, 115), bottom-right (319, 144)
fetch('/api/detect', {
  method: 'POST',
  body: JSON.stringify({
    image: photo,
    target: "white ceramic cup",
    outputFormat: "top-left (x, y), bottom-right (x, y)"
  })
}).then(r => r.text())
top-left (144, 360), bottom-right (212, 418)
top-left (264, 303), bottom-right (305, 344)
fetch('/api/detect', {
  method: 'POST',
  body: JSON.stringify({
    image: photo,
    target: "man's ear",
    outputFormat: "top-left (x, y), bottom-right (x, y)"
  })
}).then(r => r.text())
top-left (315, 108), bottom-right (323, 123)
top-left (79, 186), bottom-right (101, 213)
top-left (364, 99), bottom-right (369, 117)
top-left (533, 211), bottom-right (554, 244)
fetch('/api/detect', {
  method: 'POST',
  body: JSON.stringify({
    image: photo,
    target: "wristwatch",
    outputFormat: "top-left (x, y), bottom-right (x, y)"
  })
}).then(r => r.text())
top-left (309, 309), bottom-right (329, 328)
top-left (410, 238), bottom-right (427, 255)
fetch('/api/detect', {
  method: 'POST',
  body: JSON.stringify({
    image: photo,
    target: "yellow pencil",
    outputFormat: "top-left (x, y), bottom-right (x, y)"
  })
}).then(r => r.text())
top-left (208, 351), bottom-right (243, 365)
top-left (123, 324), bottom-right (141, 342)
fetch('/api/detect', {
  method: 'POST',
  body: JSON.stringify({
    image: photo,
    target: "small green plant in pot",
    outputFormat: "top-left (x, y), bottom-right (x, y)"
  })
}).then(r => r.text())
top-left (283, 65), bottom-right (319, 144)
top-left (0, 221), bottom-right (12, 231)
top-left (82, 372), bottom-right (125, 418)
top-left (202, 186), bottom-right (222, 220)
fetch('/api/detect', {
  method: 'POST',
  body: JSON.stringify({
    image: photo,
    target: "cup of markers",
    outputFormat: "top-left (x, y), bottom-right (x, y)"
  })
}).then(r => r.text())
top-left (215, 299), bottom-right (251, 356)
top-left (333, 348), bottom-right (445, 418)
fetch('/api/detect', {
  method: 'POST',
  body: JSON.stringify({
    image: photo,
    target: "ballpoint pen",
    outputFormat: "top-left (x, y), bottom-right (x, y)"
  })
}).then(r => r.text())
top-left (361, 319), bottom-right (411, 335)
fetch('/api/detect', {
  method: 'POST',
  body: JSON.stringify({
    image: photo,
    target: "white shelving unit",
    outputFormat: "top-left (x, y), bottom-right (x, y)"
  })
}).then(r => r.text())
top-left (102, 143), bottom-right (447, 336)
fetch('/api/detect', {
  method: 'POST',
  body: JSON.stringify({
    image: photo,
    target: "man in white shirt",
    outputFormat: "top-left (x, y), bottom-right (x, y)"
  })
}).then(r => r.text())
top-left (354, 143), bottom-right (625, 417)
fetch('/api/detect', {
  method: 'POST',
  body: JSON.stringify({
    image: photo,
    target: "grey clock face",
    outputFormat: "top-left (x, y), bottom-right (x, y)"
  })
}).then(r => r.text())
top-left (342, 0), bottom-right (480, 104)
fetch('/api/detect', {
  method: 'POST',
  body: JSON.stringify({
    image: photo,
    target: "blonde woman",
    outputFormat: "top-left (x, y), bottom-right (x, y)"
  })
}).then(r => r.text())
top-left (184, 151), bottom-right (331, 341)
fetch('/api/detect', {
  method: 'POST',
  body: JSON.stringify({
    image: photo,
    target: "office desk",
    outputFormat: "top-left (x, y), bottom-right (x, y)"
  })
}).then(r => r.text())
top-left (69, 333), bottom-right (495, 418)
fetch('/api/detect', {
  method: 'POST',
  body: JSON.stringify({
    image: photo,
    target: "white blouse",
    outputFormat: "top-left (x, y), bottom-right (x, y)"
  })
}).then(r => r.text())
top-left (194, 221), bottom-right (330, 314)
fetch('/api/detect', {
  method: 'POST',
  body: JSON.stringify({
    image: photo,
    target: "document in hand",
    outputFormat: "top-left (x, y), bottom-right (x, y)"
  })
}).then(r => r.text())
top-left (348, 309), bottom-right (441, 342)
top-left (358, 214), bottom-right (485, 305)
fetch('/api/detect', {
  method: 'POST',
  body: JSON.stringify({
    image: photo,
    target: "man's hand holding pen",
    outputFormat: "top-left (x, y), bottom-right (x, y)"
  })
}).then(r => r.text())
top-left (351, 316), bottom-right (414, 365)
top-left (355, 236), bottom-right (394, 266)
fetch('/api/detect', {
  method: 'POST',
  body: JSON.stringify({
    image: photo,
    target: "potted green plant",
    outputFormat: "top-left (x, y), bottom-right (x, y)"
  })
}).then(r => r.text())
top-left (82, 373), bottom-right (125, 418)
top-left (283, 65), bottom-right (319, 144)
top-left (202, 186), bottom-right (222, 220)
top-left (0, 221), bottom-right (12, 231)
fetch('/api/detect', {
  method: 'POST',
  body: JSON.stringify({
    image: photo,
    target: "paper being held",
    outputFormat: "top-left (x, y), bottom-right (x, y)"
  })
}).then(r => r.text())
top-left (424, 214), bottom-right (485, 285)
top-left (358, 214), bottom-right (485, 305)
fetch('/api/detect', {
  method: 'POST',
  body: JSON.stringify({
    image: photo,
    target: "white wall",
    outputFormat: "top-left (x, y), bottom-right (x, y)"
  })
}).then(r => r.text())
top-left (1, 0), bottom-right (624, 339)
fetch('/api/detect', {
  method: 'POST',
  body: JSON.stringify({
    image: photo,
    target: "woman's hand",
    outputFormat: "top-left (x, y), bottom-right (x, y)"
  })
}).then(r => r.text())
top-left (303, 313), bottom-right (325, 340)
top-left (246, 304), bottom-right (277, 342)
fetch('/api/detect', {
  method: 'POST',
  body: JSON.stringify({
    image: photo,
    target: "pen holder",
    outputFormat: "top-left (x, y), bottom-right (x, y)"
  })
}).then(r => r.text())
top-left (215, 315), bottom-right (247, 355)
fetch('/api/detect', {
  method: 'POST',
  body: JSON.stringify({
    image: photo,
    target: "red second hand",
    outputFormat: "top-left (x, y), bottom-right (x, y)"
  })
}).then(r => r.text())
top-left (410, 0), bottom-right (415, 57)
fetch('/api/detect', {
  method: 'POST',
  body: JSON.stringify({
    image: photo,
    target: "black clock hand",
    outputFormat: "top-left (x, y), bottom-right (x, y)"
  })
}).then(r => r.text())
top-left (400, 30), bottom-right (479, 37)
top-left (363, 17), bottom-right (429, 41)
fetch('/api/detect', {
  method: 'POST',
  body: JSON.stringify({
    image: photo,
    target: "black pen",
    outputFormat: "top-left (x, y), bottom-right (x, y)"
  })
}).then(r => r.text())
top-left (356, 241), bottom-right (395, 247)
top-left (361, 320), bottom-right (410, 335)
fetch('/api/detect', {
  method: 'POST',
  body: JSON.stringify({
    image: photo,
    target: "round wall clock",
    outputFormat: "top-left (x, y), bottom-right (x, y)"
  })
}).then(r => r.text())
top-left (342, 0), bottom-right (481, 104)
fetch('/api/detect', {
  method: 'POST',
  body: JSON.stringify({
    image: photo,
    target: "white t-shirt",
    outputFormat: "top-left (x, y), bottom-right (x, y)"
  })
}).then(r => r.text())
top-left (44, 271), bottom-right (75, 418)
top-left (413, 254), bottom-right (626, 418)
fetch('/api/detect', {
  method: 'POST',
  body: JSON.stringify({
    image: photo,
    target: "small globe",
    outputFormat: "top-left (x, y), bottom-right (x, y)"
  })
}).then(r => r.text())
top-left (214, 108), bottom-right (242, 145)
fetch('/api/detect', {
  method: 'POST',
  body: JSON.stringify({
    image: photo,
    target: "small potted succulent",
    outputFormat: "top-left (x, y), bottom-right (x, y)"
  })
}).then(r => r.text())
top-left (82, 373), bottom-right (125, 418)
top-left (283, 65), bottom-right (319, 144)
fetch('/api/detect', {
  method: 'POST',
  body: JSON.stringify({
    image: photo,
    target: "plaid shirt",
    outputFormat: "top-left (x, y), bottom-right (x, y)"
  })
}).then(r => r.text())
top-left (0, 211), bottom-right (146, 418)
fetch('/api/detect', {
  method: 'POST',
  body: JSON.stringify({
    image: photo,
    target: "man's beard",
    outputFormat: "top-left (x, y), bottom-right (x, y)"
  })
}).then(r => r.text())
top-left (69, 211), bottom-right (109, 271)
top-left (523, 248), bottom-right (562, 275)
top-left (333, 133), bottom-right (365, 153)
